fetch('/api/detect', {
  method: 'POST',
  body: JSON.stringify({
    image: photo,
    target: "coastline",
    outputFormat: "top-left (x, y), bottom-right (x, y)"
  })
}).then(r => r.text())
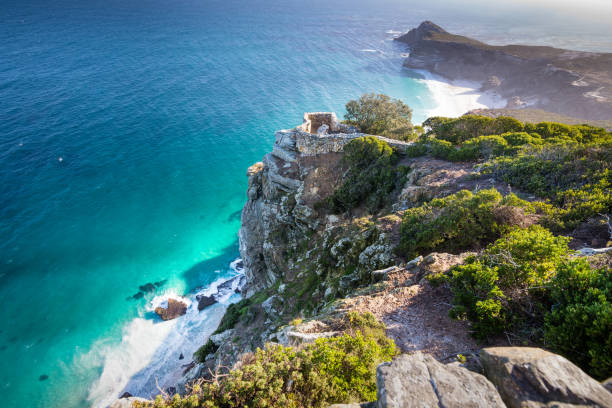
top-left (415, 70), bottom-right (507, 120)
top-left (87, 261), bottom-right (245, 408)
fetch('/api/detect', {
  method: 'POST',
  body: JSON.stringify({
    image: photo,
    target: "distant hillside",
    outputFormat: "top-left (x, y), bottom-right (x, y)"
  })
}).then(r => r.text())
top-left (395, 21), bottom-right (612, 121)
top-left (465, 108), bottom-right (612, 131)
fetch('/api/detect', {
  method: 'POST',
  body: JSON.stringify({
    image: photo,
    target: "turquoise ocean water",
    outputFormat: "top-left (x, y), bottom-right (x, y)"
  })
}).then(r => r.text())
top-left (1, 0), bottom-right (611, 407)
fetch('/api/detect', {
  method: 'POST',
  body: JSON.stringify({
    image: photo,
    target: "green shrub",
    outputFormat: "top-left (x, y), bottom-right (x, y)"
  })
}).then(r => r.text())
top-left (545, 260), bottom-right (612, 379)
top-left (526, 121), bottom-right (579, 140)
top-left (396, 189), bottom-right (536, 258)
top-left (213, 297), bottom-right (252, 335)
top-left (137, 316), bottom-right (398, 408)
top-left (452, 135), bottom-right (510, 161)
top-left (501, 131), bottom-right (542, 147)
top-left (424, 115), bottom-right (523, 144)
top-left (194, 339), bottom-right (218, 363)
top-left (482, 145), bottom-right (612, 230)
top-left (425, 115), bottom-right (611, 146)
top-left (325, 136), bottom-right (406, 213)
top-left (447, 226), bottom-right (570, 339)
top-left (343, 93), bottom-right (413, 140)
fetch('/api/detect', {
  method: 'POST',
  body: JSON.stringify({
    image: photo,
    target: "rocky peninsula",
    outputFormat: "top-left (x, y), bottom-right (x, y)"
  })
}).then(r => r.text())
top-left (395, 21), bottom-right (612, 120)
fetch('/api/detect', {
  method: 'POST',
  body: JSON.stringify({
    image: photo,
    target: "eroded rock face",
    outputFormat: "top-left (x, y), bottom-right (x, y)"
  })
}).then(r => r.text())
top-left (238, 115), bottom-right (410, 296)
top-left (154, 298), bottom-right (187, 321)
top-left (480, 347), bottom-right (612, 408)
top-left (376, 353), bottom-right (506, 408)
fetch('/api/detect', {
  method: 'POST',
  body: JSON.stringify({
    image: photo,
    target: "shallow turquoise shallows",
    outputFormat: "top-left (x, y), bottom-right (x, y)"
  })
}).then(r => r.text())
top-left (1, 0), bottom-right (611, 407)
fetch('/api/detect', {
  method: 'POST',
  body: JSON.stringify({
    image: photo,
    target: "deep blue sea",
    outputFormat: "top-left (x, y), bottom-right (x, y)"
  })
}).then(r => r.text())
top-left (1, 0), bottom-right (611, 407)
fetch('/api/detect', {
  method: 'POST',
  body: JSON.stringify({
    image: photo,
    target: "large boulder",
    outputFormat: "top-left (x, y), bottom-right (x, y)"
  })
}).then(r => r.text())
top-left (480, 347), bottom-right (612, 408)
top-left (376, 353), bottom-right (505, 408)
top-left (154, 298), bottom-right (188, 321)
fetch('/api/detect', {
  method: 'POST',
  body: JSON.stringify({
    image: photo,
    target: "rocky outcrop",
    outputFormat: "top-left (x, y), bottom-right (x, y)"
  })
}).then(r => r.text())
top-left (196, 294), bottom-right (216, 311)
top-left (480, 347), bottom-right (612, 408)
top-left (238, 112), bottom-right (410, 296)
top-left (360, 347), bottom-right (612, 407)
top-left (395, 21), bottom-right (612, 120)
top-left (154, 298), bottom-right (188, 321)
top-left (376, 353), bottom-right (506, 408)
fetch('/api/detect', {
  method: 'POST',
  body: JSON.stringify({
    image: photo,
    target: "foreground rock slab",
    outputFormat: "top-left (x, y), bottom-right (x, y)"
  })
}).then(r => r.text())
top-left (481, 347), bottom-right (612, 408)
top-left (376, 353), bottom-right (505, 408)
top-left (155, 298), bottom-right (188, 321)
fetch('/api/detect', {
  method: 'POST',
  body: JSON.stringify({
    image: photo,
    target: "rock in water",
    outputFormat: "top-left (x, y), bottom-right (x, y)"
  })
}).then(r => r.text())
top-left (39, 374), bottom-right (49, 381)
top-left (119, 392), bottom-right (132, 399)
top-left (480, 347), bottom-right (612, 408)
top-left (179, 353), bottom-right (184, 360)
top-left (139, 283), bottom-right (156, 293)
top-left (196, 294), bottom-right (216, 311)
top-left (154, 298), bottom-right (187, 321)
top-left (376, 353), bottom-right (505, 408)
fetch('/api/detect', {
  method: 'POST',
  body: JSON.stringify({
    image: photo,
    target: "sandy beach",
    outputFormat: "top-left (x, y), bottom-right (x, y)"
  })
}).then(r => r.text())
top-left (416, 70), bottom-right (507, 120)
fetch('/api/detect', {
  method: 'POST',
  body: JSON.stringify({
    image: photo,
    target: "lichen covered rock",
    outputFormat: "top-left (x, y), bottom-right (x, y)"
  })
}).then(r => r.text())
top-left (376, 353), bottom-right (505, 408)
top-left (480, 347), bottom-right (612, 408)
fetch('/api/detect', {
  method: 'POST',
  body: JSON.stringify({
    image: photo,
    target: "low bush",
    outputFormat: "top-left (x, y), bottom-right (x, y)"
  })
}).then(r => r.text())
top-left (396, 188), bottom-right (536, 258)
top-left (447, 225), bottom-right (570, 339)
top-left (193, 339), bottom-right (218, 363)
top-left (424, 115), bottom-right (523, 144)
top-left (324, 136), bottom-right (407, 213)
top-left (212, 297), bottom-right (253, 335)
top-left (482, 145), bottom-right (612, 230)
top-left (136, 314), bottom-right (398, 408)
top-left (425, 115), bottom-right (610, 146)
top-left (452, 135), bottom-right (509, 161)
top-left (544, 260), bottom-right (612, 379)
top-left (443, 226), bottom-right (611, 379)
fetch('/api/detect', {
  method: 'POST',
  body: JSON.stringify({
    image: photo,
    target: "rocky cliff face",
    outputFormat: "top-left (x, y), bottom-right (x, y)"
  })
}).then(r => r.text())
top-left (239, 112), bottom-right (410, 297)
top-left (395, 21), bottom-right (612, 120)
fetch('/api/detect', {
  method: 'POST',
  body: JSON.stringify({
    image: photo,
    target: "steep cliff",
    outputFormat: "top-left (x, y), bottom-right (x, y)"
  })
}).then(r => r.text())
top-left (239, 112), bottom-right (410, 297)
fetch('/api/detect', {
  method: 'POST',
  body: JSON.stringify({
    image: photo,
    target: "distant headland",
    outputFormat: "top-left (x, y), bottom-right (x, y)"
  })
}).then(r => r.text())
top-left (394, 21), bottom-right (612, 120)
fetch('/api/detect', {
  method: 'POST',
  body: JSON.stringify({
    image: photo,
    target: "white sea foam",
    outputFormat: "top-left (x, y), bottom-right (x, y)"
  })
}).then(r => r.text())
top-left (415, 70), bottom-right (507, 120)
top-left (360, 49), bottom-right (378, 53)
top-left (385, 30), bottom-right (402, 35)
top-left (86, 259), bottom-right (245, 407)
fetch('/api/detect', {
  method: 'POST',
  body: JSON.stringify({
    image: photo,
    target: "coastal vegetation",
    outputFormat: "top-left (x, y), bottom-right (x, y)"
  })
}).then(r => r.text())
top-left (321, 136), bottom-right (407, 213)
top-left (320, 107), bottom-right (611, 378)
top-left (396, 188), bottom-right (537, 258)
top-left (406, 115), bottom-right (612, 233)
top-left (136, 313), bottom-right (397, 408)
top-left (438, 226), bottom-right (611, 379)
top-left (343, 93), bottom-right (417, 141)
top-left (394, 113), bottom-right (611, 378)
top-left (169, 106), bottom-right (610, 407)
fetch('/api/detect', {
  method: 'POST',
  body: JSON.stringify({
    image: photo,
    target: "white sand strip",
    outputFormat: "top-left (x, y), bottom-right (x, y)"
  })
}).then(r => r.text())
top-left (415, 70), bottom-right (507, 120)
